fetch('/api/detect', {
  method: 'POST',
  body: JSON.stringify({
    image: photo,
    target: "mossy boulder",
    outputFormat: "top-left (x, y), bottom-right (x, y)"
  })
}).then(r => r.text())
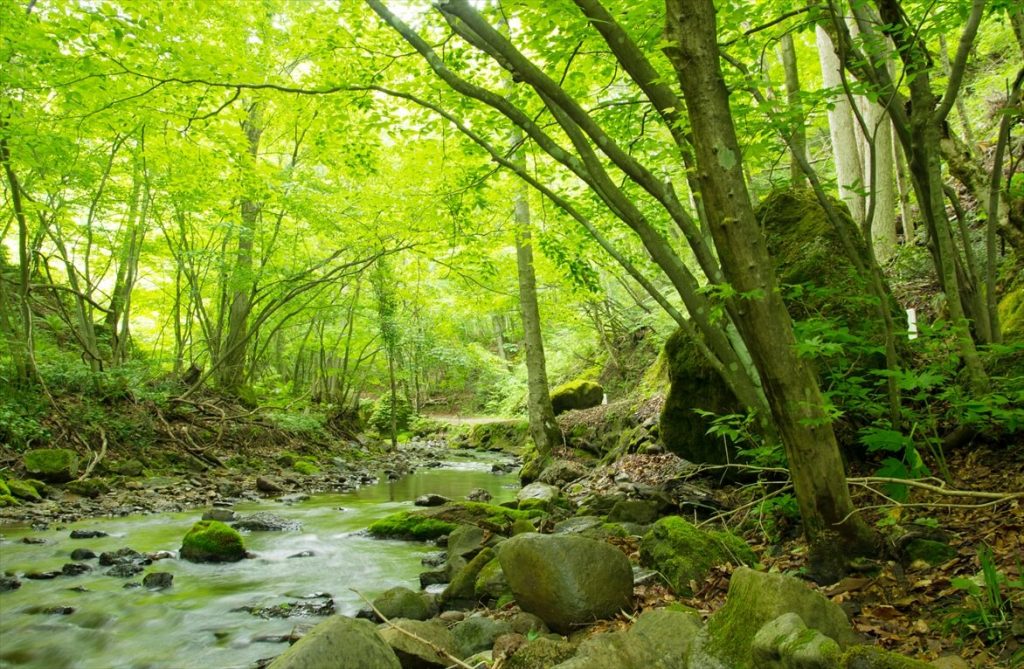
top-left (691, 567), bottom-right (858, 669)
top-left (6, 479), bottom-right (41, 501)
top-left (659, 328), bottom-right (744, 466)
top-left (292, 460), bottom-right (320, 475)
top-left (0, 494), bottom-right (20, 507)
top-left (372, 586), bottom-right (434, 621)
top-left (444, 547), bottom-right (496, 606)
top-left (267, 616), bottom-right (400, 669)
top-left (552, 608), bottom-right (702, 669)
top-left (751, 612), bottom-right (842, 669)
top-left (0, 480), bottom-right (10, 496)
top-left (474, 557), bottom-right (511, 601)
top-left (550, 380), bottom-right (604, 415)
top-left (23, 448), bottom-right (79, 483)
top-left (497, 533), bottom-right (633, 633)
top-left (452, 616), bottom-right (514, 659)
top-left (466, 420), bottom-right (530, 454)
top-left (640, 516), bottom-right (757, 595)
top-left (66, 478), bottom-right (110, 498)
top-left (378, 619), bottom-right (458, 668)
top-left (506, 637), bottom-right (578, 669)
top-left (179, 520), bottom-right (246, 563)
top-left (367, 511), bottom-right (457, 541)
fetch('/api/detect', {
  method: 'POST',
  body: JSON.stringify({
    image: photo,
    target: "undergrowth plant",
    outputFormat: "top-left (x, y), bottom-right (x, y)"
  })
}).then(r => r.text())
top-left (945, 545), bottom-right (1023, 654)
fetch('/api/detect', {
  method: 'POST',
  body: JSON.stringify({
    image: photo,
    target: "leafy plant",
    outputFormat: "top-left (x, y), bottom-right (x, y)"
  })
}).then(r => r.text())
top-left (945, 545), bottom-right (1023, 648)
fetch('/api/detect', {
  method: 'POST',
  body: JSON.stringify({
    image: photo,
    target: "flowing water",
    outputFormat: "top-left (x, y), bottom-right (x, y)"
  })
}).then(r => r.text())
top-left (0, 457), bottom-right (518, 669)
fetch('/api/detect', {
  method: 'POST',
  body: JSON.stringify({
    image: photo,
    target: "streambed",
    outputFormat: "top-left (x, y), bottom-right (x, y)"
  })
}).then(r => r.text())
top-left (0, 458), bottom-right (518, 669)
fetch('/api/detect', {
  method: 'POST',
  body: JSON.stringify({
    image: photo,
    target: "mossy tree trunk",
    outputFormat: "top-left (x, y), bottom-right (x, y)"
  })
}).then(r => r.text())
top-left (665, 0), bottom-right (877, 567)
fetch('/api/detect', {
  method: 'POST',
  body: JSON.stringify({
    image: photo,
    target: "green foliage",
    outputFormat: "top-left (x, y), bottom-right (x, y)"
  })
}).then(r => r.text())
top-left (367, 511), bottom-right (458, 541)
top-left (944, 545), bottom-right (1023, 650)
top-left (0, 394), bottom-right (49, 449)
top-left (265, 411), bottom-right (327, 436)
top-left (369, 394), bottom-right (415, 434)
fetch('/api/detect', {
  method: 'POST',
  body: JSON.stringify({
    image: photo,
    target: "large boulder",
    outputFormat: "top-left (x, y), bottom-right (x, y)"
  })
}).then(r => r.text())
top-left (550, 380), bottom-right (604, 415)
top-left (23, 448), bottom-right (79, 483)
top-left (751, 613), bottom-right (842, 669)
top-left (443, 547), bottom-right (495, 607)
top-left (553, 608), bottom-right (701, 669)
top-left (497, 533), bottom-right (632, 633)
top-left (268, 616), bottom-right (400, 669)
top-left (690, 567), bottom-right (858, 669)
top-left (474, 557), bottom-right (511, 602)
top-left (639, 516), bottom-right (757, 595)
top-left (179, 520), bottom-right (245, 563)
top-left (378, 619), bottom-right (458, 669)
top-left (372, 587), bottom-right (434, 622)
top-left (516, 482), bottom-right (561, 511)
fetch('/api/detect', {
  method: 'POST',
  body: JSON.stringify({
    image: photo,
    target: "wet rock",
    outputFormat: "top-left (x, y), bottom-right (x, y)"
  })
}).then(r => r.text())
top-left (239, 597), bottom-right (335, 619)
top-left (466, 488), bottom-right (492, 502)
top-left (266, 616), bottom-right (400, 669)
top-left (99, 548), bottom-right (151, 567)
top-left (24, 571), bottom-right (62, 580)
top-left (26, 605), bottom-right (75, 615)
top-left (123, 582), bottom-right (142, 589)
top-left (70, 529), bottom-right (108, 539)
top-left (20, 536), bottom-right (46, 545)
top-left (107, 563), bottom-right (145, 578)
top-left (202, 508), bottom-right (236, 522)
top-left (421, 552), bottom-right (446, 568)
top-left (497, 533), bottom-right (633, 633)
top-left (288, 550), bottom-right (315, 559)
top-left (414, 494), bottom-right (450, 507)
top-left (0, 576), bottom-right (22, 591)
top-left (143, 572), bottom-right (173, 590)
top-left (61, 563), bottom-right (92, 576)
top-left (148, 550), bottom-right (176, 561)
top-left (419, 569), bottom-right (447, 589)
top-left (231, 512), bottom-right (301, 532)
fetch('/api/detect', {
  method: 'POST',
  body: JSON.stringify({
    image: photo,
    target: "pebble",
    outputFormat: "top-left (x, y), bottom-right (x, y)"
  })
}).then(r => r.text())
top-left (143, 572), bottom-right (173, 590)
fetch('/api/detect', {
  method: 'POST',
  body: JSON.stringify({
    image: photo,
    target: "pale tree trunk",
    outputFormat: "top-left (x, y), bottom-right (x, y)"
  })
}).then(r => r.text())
top-left (667, 0), bottom-right (877, 576)
top-left (0, 128), bottom-right (37, 384)
top-left (893, 137), bottom-right (916, 243)
top-left (857, 99), bottom-right (898, 261)
top-left (512, 150), bottom-right (560, 458)
top-left (219, 101), bottom-right (263, 394)
top-left (816, 26), bottom-right (865, 226)
top-left (778, 33), bottom-right (808, 186)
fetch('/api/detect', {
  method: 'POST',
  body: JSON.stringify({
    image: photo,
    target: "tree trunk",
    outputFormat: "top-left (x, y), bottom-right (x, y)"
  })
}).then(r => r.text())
top-left (0, 128), bottom-right (37, 385)
top-left (666, 0), bottom-right (876, 574)
top-left (816, 26), bottom-right (866, 226)
top-left (778, 33), bottom-right (808, 186)
top-left (219, 101), bottom-right (263, 394)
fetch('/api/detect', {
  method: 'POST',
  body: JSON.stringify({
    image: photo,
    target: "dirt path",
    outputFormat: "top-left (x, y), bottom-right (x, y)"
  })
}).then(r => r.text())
top-left (426, 414), bottom-right (514, 426)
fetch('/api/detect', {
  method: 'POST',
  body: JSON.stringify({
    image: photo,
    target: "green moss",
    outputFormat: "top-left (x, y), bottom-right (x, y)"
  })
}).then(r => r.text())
top-left (465, 420), bottom-right (530, 454)
top-left (367, 511), bottom-right (458, 541)
top-left (23, 448), bottom-right (79, 482)
top-left (841, 646), bottom-right (933, 668)
top-left (7, 479), bottom-right (41, 501)
top-left (444, 547), bottom-right (495, 603)
top-left (0, 494), bottom-right (20, 507)
top-left (293, 460), bottom-right (320, 475)
top-left (640, 516), bottom-right (757, 595)
top-left (998, 284), bottom-right (1024, 339)
top-left (0, 480), bottom-right (10, 496)
top-left (180, 520), bottom-right (246, 563)
top-left (511, 518), bottom-right (536, 535)
top-left (550, 379), bottom-right (604, 415)
top-left (517, 498), bottom-right (551, 513)
top-left (474, 557), bottom-right (511, 601)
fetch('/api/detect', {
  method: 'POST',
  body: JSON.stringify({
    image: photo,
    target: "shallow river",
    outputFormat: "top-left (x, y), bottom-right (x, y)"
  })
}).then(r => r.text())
top-left (0, 457), bottom-right (518, 669)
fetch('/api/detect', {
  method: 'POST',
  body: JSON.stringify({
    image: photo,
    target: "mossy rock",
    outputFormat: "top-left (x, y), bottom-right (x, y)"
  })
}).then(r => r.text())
top-left (519, 447), bottom-right (547, 485)
top-left (293, 460), bottom-right (320, 475)
top-left (444, 547), bottom-right (496, 604)
top-left (841, 645), bottom-right (934, 668)
top-left (904, 539), bottom-right (956, 566)
top-left (109, 459), bottom-right (144, 477)
top-left (372, 586), bottom-right (434, 621)
top-left (474, 557), bottom-right (511, 601)
top-left (998, 283), bottom-right (1024, 340)
top-left (367, 511), bottom-right (458, 541)
top-left (7, 479), bottom-right (41, 501)
top-left (179, 520), bottom-right (246, 563)
top-left (659, 328), bottom-right (744, 466)
top-left (23, 448), bottom-right (79, 483)
top-left (467, 420), bottom-right (530, 454)
top-left (505, 637), bottom-right (578, 669)
top-left (550, 379), bottom-right (604, 415)
top-left (66, 478), bottom-right (110, 499)
top-left (0, 480), bottom-right (11, 496)
top-left (640, 516), bottom-right (757, 595)
top-left (0, 494), bottom-right (20, 507)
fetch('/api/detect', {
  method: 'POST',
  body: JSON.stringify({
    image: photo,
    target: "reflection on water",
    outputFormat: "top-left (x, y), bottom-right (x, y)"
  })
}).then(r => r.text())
top-left (0, 458), bottom-right (518, 669)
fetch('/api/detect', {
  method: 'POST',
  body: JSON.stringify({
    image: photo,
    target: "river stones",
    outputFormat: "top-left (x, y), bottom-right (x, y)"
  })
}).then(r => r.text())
top-left (239, 597), bottom-right (335, 619)
top-left (61, 563), bottom-right (92, 576)
top-left (107, 563), bottom-right (145, 578)
top-left (452, 615), bottom-right (514, 658)
top-left (231, 512), bottom-right (301, 532)
top-left (497, 534), bottom-right (633, 633)
top-left (378, 619), bottom-right (458, 668)
top-left (267, 616), bottom-right (400, 669)
top-left (70, 548), bottom-right (97, 560)
top-left (552, 608), bottom-right (701, 669)
top-left (0, 576), bottom-right (21, 591)
top-left (466, 488), bottom-right (492, 502)
top-left (256, 476), bottom-right (285, 493)
top-left (23, 448), bottom-right (79, 483)
top-left (99, 548), bottom-right (151, 567)
top-left (201, 508), bottom-right (236, 522)
top-left (180, 520), bottom-right (245, 563)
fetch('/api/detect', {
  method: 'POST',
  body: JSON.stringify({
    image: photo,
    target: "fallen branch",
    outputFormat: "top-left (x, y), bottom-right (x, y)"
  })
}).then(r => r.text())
top-left (847, 476), bottom-right (1024, 500)
top-left (350, 589), bottom-right (476, 669)
top-left (77, 427), bottom-right (107, 480)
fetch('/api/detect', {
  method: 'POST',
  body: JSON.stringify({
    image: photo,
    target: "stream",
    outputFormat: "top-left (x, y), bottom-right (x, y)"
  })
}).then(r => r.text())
top-left (0, 456), bottom-right (519, 669)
